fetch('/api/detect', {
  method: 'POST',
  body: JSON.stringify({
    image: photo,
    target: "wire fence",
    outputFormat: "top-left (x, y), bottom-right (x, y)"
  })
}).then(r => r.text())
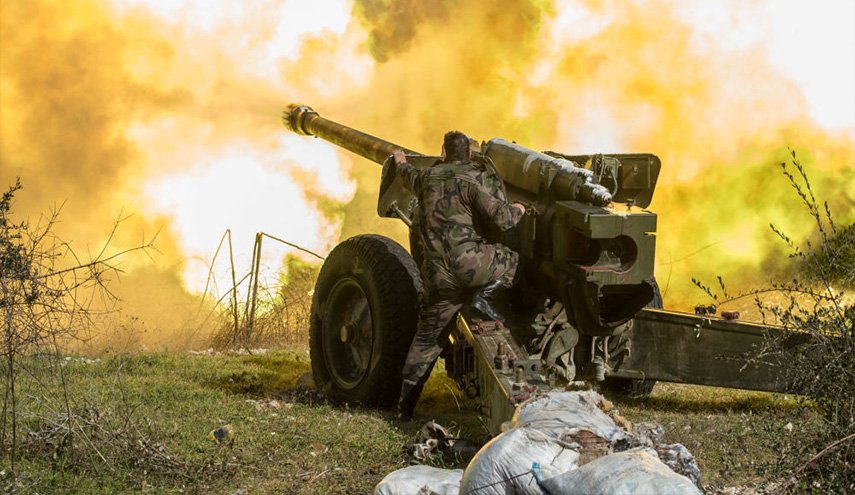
top-left (200, 229), bottom-right (323, 350)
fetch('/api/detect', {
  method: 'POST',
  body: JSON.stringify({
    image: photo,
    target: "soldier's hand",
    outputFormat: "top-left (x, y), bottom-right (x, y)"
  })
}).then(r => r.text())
top-left (393, 149), bottom-right (407, 166)
top-left (512, 202), bottom-right (526, 215)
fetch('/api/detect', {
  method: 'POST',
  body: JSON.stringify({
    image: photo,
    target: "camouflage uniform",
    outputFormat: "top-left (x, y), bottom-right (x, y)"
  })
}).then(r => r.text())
top-left (397, 158), bottom-right (523, 414)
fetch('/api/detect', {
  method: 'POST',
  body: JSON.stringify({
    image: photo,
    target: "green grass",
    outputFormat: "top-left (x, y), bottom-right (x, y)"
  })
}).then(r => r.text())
top-left (616, 383), bottom-right (816, 492)
top-left (2, 351), bottom-right (821, 494)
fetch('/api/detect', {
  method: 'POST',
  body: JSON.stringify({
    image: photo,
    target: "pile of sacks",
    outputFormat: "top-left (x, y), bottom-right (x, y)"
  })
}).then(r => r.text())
top-left (374, 390), bottom-right (703, 495)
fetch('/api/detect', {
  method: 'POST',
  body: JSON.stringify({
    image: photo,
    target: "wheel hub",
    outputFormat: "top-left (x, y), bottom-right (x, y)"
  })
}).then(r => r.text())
top-left (322, 278), bottom-right (374, 389)
top-left (340, 322), bottom-right (357, 344)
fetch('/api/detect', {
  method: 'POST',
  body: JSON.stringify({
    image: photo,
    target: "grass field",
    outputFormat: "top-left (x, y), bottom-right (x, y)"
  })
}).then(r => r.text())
top-left (4, 350), bottom-right (820, 494)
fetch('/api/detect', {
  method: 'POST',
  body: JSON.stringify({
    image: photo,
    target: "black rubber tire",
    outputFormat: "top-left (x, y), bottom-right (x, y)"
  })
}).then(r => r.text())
top-left (602, 278), bottom-right (663, 398)
top-left (309, 234), bottom-right (422, 408)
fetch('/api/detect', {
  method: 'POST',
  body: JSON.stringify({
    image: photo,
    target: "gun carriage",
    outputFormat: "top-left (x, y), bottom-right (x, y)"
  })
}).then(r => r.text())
top-left (283, 104), bottom-right (804, 433)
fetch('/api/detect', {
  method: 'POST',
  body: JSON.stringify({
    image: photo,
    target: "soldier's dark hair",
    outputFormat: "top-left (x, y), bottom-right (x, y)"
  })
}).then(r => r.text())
top-left (443, 131), bottom-right (470, 162)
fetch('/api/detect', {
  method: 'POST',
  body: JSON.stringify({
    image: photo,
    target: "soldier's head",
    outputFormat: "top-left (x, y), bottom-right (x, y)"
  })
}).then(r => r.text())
top-left (442, 131), bottom-right (470, 162)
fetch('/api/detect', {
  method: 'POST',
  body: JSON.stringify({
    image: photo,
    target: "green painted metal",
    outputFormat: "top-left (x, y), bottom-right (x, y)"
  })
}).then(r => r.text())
top-left (282, 104), bottom-right (808, 431)
top-left (607, 309), bottom-right (809, 392)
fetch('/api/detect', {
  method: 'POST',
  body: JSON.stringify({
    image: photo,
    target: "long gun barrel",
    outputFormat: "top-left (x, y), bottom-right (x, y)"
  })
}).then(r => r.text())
top-left (282, 104), bottom-right (417, 165)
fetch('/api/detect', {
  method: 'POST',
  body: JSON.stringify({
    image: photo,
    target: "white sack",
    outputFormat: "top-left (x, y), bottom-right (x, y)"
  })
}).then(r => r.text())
top-left (539, 448), bottom-right (703, 495)
top-left (459, 427), bottom-right (579, 495)
top-left (510, 390), bottom-right (629, 443)
top-left (373, 465), bottom-right (463, 495)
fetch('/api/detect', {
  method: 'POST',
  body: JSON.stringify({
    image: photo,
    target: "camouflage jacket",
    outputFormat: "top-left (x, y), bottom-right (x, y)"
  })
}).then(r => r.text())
top-left (397, 158), bottom-right (522, 260)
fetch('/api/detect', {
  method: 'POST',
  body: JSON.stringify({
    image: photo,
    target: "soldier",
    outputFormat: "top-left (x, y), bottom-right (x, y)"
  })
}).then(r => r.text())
top-left (393, 131), bottom-right (526, 420)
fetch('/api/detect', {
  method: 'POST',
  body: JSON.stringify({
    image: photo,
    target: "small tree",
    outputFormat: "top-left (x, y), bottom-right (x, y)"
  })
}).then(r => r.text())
top-left (762, 153), bottom-right (853, 493)
top-left (0, 179), bottom-right (153, 477)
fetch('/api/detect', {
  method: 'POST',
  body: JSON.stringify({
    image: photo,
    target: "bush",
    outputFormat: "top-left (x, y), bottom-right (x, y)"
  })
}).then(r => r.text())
top-left (694, 152), bottom-right (853, 493)
top-left (0, 180), bottom-right (178, 490)
top-left (209, 254), bottom-right (320, 349)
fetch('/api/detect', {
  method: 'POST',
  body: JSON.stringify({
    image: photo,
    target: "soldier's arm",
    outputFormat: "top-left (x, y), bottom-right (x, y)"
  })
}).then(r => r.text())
top-left (472, 171), bottom-right (523, 232)
top-left (393, 149), bottom-right (419, 194)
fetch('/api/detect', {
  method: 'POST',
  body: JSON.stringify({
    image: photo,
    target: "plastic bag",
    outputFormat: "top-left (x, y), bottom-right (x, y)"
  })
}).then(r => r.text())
top-left (539, 447), bottom-right (703, 495)
top-left (405, 421), bottom-right (457, 463)
top-left (656, 443), bottom-right (702, 489)
top-left (459, 427), bottom-right (579, 495)
top-left (510, 390), bottom-right (630, 444)
top-left (373, 465), bottom-right (463, 495)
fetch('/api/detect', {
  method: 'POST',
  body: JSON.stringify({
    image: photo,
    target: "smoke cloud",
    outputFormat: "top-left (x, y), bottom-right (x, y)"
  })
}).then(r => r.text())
top-left (1, 0), bottom-right (852, 349)
top-left (1, 0), bottom-right (356, 348)
top-left (333, 0), bottom-right (854, 308)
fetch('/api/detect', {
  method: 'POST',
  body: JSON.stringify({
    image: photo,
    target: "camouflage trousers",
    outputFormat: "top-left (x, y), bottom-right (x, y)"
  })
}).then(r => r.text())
top-left (399, 242), bottom-right (518, 413)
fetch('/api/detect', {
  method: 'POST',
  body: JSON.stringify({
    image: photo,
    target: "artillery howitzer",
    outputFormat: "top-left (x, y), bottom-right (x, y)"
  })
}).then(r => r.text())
top-left (283, 104), bottom-right (804, 432)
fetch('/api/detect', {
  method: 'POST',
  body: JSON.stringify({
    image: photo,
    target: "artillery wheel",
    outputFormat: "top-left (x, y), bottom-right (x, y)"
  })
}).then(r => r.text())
top-left (602, 278), bottom-right (663, 398)
top-left (309, 234), bottom-right (422, 407)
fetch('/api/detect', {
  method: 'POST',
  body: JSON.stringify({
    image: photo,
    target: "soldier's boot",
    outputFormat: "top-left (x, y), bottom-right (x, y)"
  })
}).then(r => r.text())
top-left (471, 280), bottom-right (507, 322)
top-left (398, 380), bottom-right (420, 421)
top-left (398, 402), bottom-right (415, 422)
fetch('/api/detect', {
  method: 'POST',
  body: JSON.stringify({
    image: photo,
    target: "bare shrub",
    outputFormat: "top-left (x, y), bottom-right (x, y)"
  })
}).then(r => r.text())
top-left (210, 255), bottom-right (320, 349)
top-left (693, 152), bottom-right (853, 493)
top-left (252, 255), bottom-right (320, 347)
top-left (0, 180), bottom-right (210, 489)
